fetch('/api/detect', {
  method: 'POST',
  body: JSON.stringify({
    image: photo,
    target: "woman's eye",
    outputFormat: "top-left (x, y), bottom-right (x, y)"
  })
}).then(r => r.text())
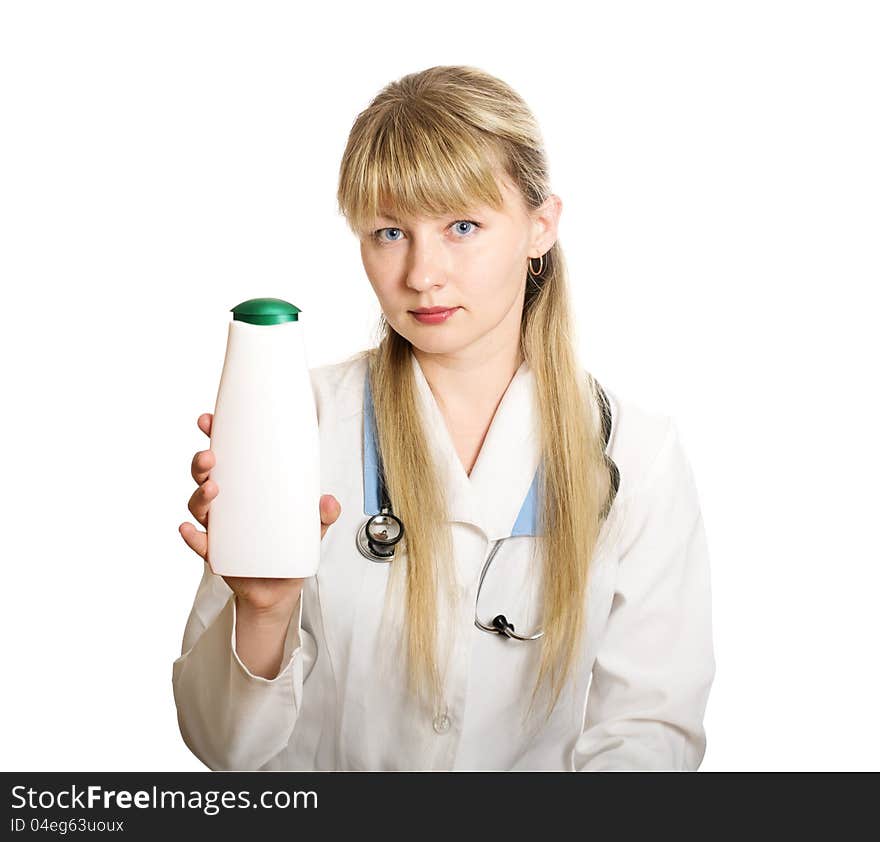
top-left (374, 227), bottom-right (403, 242)
top-left (372, 220), bottom-right (481, 244)
top-left (452, 220), bottom-right (480, 236)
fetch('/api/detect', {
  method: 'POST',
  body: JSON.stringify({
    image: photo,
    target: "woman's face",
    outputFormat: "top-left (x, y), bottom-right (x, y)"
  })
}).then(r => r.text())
top-left (359, 173), bottom-right (561, 359)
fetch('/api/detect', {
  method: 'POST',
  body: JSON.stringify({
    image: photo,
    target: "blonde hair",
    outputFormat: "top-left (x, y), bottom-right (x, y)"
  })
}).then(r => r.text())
top-left (336, 65), bottom-right (616, 725)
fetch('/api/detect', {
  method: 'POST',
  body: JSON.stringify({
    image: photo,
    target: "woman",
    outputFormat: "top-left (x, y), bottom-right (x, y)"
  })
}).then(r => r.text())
top-left (173, 65), bottom-right (715, 771)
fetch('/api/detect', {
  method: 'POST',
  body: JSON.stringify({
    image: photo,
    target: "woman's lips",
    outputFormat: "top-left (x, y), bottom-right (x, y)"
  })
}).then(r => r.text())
top-left (410, 307), bottom-right (460, 325)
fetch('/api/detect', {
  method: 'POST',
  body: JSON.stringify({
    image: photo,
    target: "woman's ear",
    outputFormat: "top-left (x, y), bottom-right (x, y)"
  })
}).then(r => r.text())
top-left (529, 194), bottom-right (563, 256)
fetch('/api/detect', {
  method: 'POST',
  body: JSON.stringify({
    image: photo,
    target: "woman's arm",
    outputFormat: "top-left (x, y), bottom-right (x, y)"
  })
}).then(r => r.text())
top-left (235, 591), bottom-right (301, 679)
top-left (573, 419), bottom-right (716, 771)
top-left (171, 561), bottom-right (316, 770)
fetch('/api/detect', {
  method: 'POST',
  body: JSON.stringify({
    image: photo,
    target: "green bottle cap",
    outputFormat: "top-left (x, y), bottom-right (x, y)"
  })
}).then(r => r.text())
top-left (231, 297), bottom-right (301, 325)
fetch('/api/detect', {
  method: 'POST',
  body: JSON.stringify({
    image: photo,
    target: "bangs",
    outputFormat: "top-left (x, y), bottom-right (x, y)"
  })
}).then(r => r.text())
top-left (338, 105), bottom-right (507, 235)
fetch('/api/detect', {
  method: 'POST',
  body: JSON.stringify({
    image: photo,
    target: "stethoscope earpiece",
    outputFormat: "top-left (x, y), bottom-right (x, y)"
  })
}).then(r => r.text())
top-left (492, 615), bottom-right (516, 637)
top-left (357, 374), bottom-right (618, 639)
top-left (472, 538), bottom-right (544, 640)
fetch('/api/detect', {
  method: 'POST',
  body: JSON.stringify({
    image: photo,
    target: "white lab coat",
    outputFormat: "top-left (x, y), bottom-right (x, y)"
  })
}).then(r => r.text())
top-left (172, 349), bottom-right (715, 771)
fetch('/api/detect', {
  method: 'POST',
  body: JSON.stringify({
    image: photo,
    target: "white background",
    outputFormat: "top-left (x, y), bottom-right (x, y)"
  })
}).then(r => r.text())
top-left (1, 1), bottom-right (877, 772)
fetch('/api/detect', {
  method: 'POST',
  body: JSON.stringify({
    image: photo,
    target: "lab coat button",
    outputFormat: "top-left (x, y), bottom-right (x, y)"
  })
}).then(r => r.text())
top-left (433, 713), bottom-right (451, 734)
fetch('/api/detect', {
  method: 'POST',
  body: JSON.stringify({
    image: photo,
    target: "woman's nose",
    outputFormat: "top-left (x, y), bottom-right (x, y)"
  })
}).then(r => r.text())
top-left (404, 242), bottom-right (446, 290)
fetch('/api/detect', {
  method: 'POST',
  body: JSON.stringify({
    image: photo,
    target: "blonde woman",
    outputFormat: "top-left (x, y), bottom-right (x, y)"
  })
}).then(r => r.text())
top-left (174, 65), bottom-right (715, 772)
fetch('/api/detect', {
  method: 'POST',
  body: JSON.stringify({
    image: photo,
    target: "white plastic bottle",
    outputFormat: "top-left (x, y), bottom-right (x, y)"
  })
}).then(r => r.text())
top-left (207, 297), bottom-right (321, 578)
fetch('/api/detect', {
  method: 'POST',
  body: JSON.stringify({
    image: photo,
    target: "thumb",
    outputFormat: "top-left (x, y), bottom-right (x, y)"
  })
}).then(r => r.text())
top-left (320, 494), bottom-right (341, 522)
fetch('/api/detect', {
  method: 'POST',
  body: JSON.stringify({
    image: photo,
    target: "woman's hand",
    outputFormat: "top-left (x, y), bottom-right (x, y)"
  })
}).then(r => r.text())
top-left (179, 412), bottom-right (341, 618)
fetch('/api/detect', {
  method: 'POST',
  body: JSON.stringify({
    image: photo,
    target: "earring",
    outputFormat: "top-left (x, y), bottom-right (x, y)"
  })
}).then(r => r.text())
top-left (528, 253), bottom-right (545, 278)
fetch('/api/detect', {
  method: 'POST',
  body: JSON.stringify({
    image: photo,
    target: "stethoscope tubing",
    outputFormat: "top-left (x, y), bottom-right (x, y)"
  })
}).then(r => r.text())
top-left (356, 375), bottom-right (618, 642)
top-left (473, 537), bottom-right (544, 640)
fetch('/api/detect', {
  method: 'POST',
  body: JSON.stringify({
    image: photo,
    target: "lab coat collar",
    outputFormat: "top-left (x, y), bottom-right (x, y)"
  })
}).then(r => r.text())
top-left (362, 349), bottom-right (543, 541)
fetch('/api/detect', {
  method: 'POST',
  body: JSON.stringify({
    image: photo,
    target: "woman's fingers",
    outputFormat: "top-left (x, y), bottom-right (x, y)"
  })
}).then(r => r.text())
top-left (182, 492), bottom-right (338, 563)
top-left (191, 414), bottom-right (215, 494)
top-left (188, 479), bottom-right (217, 527)
top-left (191, 448), bottom-right (215, 484)
top-left (198, 413), bottom-right (213, 438)
top-left (179, 522), bottom-right (207, 559)
top-left (181, 414), bottom-right (214, 562)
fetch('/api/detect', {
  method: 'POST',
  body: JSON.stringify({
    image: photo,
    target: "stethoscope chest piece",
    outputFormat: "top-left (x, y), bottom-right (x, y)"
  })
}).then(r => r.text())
top-left (356, 510), bottom-right (405, 562)
top-left (357, 371), bottom-right (618, 638)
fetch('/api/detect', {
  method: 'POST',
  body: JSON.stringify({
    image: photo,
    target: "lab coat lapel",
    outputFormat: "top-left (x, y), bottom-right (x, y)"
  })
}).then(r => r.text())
top-left (409, 350), bottom-right (542, 541)
top-left (362, 353), bottom-right (544, 541)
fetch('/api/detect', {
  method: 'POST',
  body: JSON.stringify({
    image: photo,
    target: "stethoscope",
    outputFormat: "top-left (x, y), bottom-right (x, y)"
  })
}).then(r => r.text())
top-left (356, 376), bottom-right (620, 641)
